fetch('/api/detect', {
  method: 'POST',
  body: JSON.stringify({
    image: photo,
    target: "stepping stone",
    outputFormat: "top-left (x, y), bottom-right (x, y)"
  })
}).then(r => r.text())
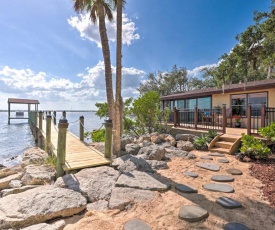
top-left (203, 183), bottom-right (234, 193)
top-left (178, 205), bottom-right (209, 222)
top-left (175, 184), bottom-right (197, 193)
top-left (218, 158), bottom-right (229, 163)
top-left (183, 171), bottom-right (198, 178)
top-left (226, 168), bottom-right (243, 175)
top-left (216, 197), bottom-right (242, 209)
top-left (196, 163), bottom-right (220, 172)
top-left (209, 152), bottom-right (225, 157)
top-left (224, 222), bottom-right (250, 230)
top-left (123, 218), bottom-right (151, 230)
top-left (211, 175), bottom-right (234, 182)
top-left (200, 156), bottom-right (213, 160)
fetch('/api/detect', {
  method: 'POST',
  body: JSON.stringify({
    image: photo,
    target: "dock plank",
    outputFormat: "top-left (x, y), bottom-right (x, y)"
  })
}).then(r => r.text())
top-left (40, 119), bottom-right (111, 171)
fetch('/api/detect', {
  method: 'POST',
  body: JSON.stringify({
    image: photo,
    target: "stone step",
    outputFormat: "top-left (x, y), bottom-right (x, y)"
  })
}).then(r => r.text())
top-left (214, 141), bottom-right (233, 149)
top-left (209, 147), bottom-right (231, 154)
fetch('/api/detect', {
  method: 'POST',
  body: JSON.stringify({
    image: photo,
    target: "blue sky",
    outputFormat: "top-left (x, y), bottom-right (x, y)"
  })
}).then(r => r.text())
top-left (0, 0), bottom-right (271, 110)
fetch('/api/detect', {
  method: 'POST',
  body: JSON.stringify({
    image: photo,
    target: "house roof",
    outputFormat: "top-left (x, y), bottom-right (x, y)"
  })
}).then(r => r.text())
top-left (8, 98), bottom-right (40, 104)
top-left (160, 78), bottom-right (275, 101)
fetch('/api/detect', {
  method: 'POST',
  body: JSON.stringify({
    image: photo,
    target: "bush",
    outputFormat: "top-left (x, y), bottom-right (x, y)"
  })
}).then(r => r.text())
top-left (207, 129), bottom-right (217, 140)
top-left (193, 134), bottom-right (210, 150)
top-left (259, 122), bottom-right (275, 141)
top-left (85, 129), bottom-right (105, 142)
top-left (240, 133), bottom-right (271, 159)
top-left (45, 155), bottom-right (57, 167)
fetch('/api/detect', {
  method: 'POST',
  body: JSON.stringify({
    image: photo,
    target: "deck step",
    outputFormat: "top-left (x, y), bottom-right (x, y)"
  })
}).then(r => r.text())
top-left (209, 147), bottom-right (231, 154)
top-left (214, 141), bottom-right (233, 149)
top-left (219, 135), bottom-right (240, 143)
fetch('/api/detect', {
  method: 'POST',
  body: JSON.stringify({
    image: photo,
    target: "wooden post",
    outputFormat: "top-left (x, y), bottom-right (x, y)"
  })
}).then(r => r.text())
top-left (46, 115), bottom-right (52, 152)
top-left (222, 104), bottom-right (226, 134)
top-left (56, 118), bottom-right (69, 177)
top-left (39, 111), bottom-right (43, 130)
top-left (62, 111), bottom-right (66, 118)
top-left (38, 111), bottom-right (43, 148)
top-left (173, 107), bottom-right (177, 127)
top-left (104, 119), bottom-right (113, 159)
top-left (8, 102), bottom-right (10, 124)
top-left (247, 104), bottom-right (251, 135)
top-left (34, 111), bottom-right (38, 143)
top-left (79, 116), bottom-right (84, 141)
top-left (194, 106), bottom-right (198, 130)
top-left (53, 111), bottom-right (57, 125)
top-left (177, 109), bottom-right (180, 126)
top-left (261, 104), bottom-right (266, 128)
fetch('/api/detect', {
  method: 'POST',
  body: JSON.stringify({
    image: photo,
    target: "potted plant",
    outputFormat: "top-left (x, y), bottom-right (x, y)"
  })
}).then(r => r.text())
top-left (234, 114), bottom-right (242, 128)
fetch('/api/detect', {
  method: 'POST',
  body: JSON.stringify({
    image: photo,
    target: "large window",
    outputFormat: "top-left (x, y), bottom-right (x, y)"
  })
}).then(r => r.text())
top-left (231, 92), bottom-right (267, 116)
top-left (173, 97), bottom-right (212, 110)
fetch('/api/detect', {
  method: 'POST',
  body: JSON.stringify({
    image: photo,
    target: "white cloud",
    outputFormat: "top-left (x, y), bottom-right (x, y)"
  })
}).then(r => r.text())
top-left (187, 64), bottom-right (217, 79)
top-left (0, 63), bottom-right (145, 110)
top-left (68, 12), bottom-right (140, 47)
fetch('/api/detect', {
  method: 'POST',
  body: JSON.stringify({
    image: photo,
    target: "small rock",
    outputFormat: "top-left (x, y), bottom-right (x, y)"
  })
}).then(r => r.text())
top-left (186, 152), bottom-right (196, 159)
top-left (151, 135), bottom-right (162, 144)
top-left (203, 183), bottom-right (234, 193)
top-left (177, 141), bottom-right (195, 151)
top-left (121, 137), bottom-right (133, 151)
top-left (164, 134), bottom-right (176, 146)
top-left (138, 134), bottom-right (151, 143)
top-left (87, 200), bottom-right (109, 211)
top-left (183, 171), bottom-right (198, 178)
top-left (146, 160), bottom-right (168, 170)
top-left (200, 156), bottom-right (213, 160)
top-left (138, 146), bottom-right (165, 161)
top-left (175, 134), bottom-right (196, 142)
top-left (226, 168), bottom-right (243, 175)
top-left (175, 184), bottom-right (197, 193)
top-left (216, 197), bottom-right (242, 209)
top-left (125, 144), bottom-right (141, 155)
top-left (8, 180), bottom-right (22, 188)
top-left (211, 175), bottom-right (234, 182)
top-left (243, 156), bottom-right (252, 162)
top-left (218, 158), bottom-right (229, 163)
top-left (123, 218), bottom-right (152, 230)
top-left (196, 163), bottom-right (220, 171)
top-left (0, 173), bottom-right (22, 190)
top-left (178, 205), bottom-right (209, 222)
top-left (224, 222), bottom-right (251, 230)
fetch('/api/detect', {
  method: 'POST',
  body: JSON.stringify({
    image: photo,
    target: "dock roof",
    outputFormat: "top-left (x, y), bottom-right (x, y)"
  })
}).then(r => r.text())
top-left (8, 98), bottom-right (40, 104)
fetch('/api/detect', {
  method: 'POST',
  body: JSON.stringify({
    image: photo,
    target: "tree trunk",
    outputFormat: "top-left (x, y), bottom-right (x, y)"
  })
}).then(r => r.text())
top-left (97, 2), bottom-right (114, 121)
top-left (113, 0), bottom-right (123, 156)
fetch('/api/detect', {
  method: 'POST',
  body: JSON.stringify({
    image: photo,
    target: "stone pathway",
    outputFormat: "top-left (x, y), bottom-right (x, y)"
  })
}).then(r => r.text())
top-left (227, 168), bottom-right (243, 175)
top-left (175, 184), bottom-right (197, 193)
top-left (183, 171), bottom-right (198, 178)
top-left (209, 152), bottom-right (225, 157)
top-left (218, 158), bottom-right (229, 163)
top-left (211, 175), bottom-right (234, 182)
top-left (200, 156), bottom-right (213, 160)
top-left (224, 222), bottom-right (251, 230)
top-left (203, 183), bottom-right (234, 193)
top-left (123, 219), bottom-right (152, 230)
top-left (178, 205), bottom-right (209, 222)
top-left (196, 162), bottom-right (220, 171)
top-left (216, 197), bottom-right (242, 209)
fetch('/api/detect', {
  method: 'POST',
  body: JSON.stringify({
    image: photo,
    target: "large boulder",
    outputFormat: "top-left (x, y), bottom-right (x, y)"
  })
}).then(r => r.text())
top-left (55, 166), bottom-right (120, 203)
top-left (150, 133), bottom-right (163, 144)
top-left (109, 187), bottom-right (154, 210)
top-left (165, 149), bottom-right (189, 158)
top-left (21, 147), bottom-right (48, 167)
top-left (1, 185), bottom-right (39, 197)
top-left (112, 155), bottom-right (155, 173)
top-left (177, 141), bottom-right (195, 151)
top-left (164, 134), bottom-right (176, 146)
top-left (138, 134), bottom-right (151, 143)
top-left (21, 165), bottom-right (56, 185)
top-left (176, 134), bottom-right (197, 142)
top-left (146, 160), bottom-right (168, 170)
top-left (0, 165), bottom-right (21, 179)
top-left (138, 146), bottom-right (165, 161)
top-left (0, 185), bottom-right (86, 229)
top-left (121, 137), bottom-right (133, 151)
top-left (125, 144), bottom-right (141, 155)
top-left (116, 171), bottom-right (170, 191)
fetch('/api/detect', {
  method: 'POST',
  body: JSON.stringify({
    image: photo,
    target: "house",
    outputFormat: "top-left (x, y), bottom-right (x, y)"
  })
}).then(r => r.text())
top-left (160, 79), bottom-right (275, 154)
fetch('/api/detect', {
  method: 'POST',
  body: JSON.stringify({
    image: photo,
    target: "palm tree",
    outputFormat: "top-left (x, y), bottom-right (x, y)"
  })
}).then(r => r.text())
top-left (113, 0), bottom-right (126, 156)
top-left (73, 0), bottom-right (115, 121)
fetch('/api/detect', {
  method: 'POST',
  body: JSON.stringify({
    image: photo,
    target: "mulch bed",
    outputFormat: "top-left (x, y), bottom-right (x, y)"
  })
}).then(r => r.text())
top-left (250, 156), bottom-right (275, 207)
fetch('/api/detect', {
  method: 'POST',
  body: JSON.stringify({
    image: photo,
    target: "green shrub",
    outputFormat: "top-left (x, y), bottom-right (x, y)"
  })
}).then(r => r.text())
top-left (193, 134), bottom-right (210, 150)
top-left (207, 129), bottom-right (217, 140)
top-left (240, 133), bottom-right (271, 158)
top-left (91, 129), bottom-right (105, 142)
top-left (259, 122), bottom-right (275, 141)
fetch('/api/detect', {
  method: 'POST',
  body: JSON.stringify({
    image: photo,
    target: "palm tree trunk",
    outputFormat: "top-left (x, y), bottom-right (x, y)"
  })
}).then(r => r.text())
top-left (113, 0), bottom-right (123, 156)
top-left (97, 2), bottom-right (114, 121)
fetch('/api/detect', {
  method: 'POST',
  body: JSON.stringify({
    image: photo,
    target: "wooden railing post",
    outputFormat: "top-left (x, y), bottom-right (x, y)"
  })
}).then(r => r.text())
top-left (46, 115), bottom-right (52, 153)
top-left (79, 116), bottom-right (84, 141)
top-left (194, 106), bottom-right (198, 130)
top-left (34, 111), bottom-right (38, 143)
top-left (38, 111), bottom-right (43, 148)
top-left (222, 104), bottom-right (226, 134)
top-left (62, 111), bottom-right (66, 118)
top-left (173, 107), bottom-right (177, 127)
top-left (261, 104), bottom-right (266, 128)
top-left (247, 104), bottom-right (251, 135)
top-left (56, 118), bottom-right (69, 177)
top-left (53, 111), bottom-right (57, 125)
top-left (104, 119), bottom-right (113, 159)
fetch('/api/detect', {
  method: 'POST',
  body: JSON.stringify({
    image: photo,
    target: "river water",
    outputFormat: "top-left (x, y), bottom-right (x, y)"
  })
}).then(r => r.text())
top-left (0, 111), bottom-right (103, 167)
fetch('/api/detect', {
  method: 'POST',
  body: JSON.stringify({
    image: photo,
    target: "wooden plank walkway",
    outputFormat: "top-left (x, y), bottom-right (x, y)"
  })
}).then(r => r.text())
top-left (41, 119), bottom-right (111, 171)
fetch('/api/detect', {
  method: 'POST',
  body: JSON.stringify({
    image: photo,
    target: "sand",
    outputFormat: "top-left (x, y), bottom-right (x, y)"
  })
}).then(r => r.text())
top-left (64, 150), bottom-right (275, 230)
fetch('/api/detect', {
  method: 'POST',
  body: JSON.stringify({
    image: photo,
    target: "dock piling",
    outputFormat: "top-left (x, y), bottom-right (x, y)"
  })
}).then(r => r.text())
top-left (104, 119), bottom-right (113, 159)
top-left (53, 111), bottom-right (56, 125)
top-left (56, 118), bottom-right (69, 177)
top-left (80, 116), bottom-right (84, 141)
top-left (46, 115), bottom-right (52, 153)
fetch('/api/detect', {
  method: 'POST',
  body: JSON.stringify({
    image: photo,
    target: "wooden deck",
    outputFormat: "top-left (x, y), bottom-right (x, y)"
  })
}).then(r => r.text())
top-left (41, 119), bottom-right (111, 171)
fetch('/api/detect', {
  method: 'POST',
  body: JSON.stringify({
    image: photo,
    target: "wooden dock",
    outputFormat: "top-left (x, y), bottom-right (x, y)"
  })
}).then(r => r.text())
top-left (41, 118), bottom-right (111, 172)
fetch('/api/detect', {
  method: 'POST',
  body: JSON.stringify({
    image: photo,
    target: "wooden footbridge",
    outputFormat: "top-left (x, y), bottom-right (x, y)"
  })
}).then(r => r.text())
top-left (29, 111), bottom-right (112, 176)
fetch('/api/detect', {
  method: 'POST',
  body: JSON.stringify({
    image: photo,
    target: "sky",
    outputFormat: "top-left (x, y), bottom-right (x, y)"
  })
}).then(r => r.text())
top-left (0, 0), bottom-right (272, 110)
